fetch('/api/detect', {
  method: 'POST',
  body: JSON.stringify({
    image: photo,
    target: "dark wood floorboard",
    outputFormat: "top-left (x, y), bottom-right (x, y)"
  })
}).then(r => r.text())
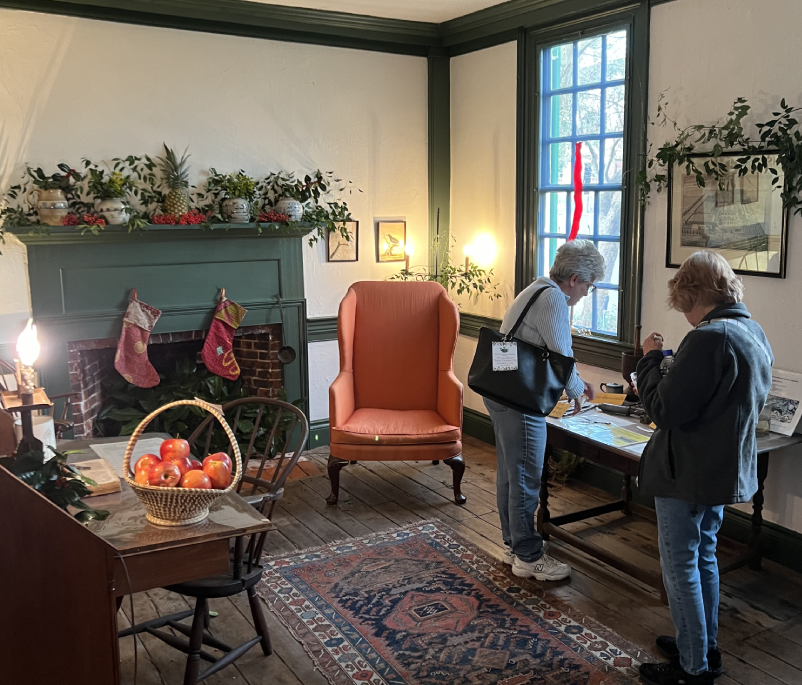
top-left (120, 442), bottom-right (802, 685)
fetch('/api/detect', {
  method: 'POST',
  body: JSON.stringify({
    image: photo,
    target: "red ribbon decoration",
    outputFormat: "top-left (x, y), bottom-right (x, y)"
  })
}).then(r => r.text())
top-left (568, 141), bottom-right (583, 241)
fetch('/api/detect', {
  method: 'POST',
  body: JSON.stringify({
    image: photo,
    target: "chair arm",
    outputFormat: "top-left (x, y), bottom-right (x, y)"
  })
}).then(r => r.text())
top-left (329, 372), bottom-right (355, 428)
top-left (438, 370), bottom-right (463, 430)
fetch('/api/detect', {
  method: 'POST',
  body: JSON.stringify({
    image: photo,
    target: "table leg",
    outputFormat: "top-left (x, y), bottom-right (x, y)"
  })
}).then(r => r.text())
top-left (537, 445), bottom-right (552, 540)
top-left (748, 452), bottom-right (769, 571)
top-left (622, 474), bottom-right (633, 516)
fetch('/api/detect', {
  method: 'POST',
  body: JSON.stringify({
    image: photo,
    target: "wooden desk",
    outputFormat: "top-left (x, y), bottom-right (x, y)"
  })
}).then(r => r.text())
top-left (0, 437), bottom-right (271, 685)
top-left (540, 411), bottom-right (802, 598)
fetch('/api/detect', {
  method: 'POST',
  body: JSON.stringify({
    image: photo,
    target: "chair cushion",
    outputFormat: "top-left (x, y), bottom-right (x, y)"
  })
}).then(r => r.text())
top-left (331, 408), bottom-right (460, 446)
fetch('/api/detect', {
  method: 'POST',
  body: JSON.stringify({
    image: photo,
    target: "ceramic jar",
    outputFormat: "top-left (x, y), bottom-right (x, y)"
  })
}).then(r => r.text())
top-left (274, 197), bottom-right (304, 222)
top-left (96, 198), bottom-right (130, 225)
top-left (221, 197), bottom-right (251, 223)
top-left (28, 188), bottom-right (69, 226)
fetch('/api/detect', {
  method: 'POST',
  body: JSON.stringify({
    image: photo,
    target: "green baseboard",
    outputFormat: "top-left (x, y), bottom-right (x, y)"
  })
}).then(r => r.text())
top-left (462, 411), bottom-right (802, 575)
top-left (309, 418), bottom-right (330, 448)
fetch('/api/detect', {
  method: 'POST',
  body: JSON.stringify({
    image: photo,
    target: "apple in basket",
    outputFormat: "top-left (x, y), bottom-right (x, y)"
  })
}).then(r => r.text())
top-left (134, 467), bottom-right (150, 485)
top-left (188, 458), bottom-right (203, 471)
top-left (134, 453), bottom-right (161, 473)
top-left (148, 461), bottom-right (182, 487)
top-left (202, 452), bottom-right (232, 489)
top-left (165, 454), bottom-right (194, 477)
top-left (160, 438), bottom-right (190, 462)
top-left (180, 470), bottom-right (212, 489)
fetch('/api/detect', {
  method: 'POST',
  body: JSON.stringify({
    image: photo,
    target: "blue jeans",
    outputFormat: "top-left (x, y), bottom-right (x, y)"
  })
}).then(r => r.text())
top-left (484, 398), bottom-right (546, 563)
top-left (655, 497), bottom-right (724, 675)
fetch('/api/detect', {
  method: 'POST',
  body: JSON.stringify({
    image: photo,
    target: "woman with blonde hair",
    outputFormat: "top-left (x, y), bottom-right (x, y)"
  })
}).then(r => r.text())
top-left (636, 252), bottom-right (773, 685)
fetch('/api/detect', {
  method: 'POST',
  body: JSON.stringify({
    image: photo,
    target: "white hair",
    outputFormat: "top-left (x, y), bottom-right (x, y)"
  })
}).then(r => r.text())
top-left (549, 239), bottom-right (605, 284)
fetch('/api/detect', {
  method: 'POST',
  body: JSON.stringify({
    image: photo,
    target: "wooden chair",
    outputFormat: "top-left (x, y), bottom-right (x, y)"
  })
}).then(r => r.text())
top-left (121, 397), bottom-right (309, 685)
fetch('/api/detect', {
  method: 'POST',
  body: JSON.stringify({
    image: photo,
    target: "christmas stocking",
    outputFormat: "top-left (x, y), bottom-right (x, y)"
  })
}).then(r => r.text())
top-left (202, 295), bottom-right (247, 380)
top-left (114, 290), bottom-right (162, 388)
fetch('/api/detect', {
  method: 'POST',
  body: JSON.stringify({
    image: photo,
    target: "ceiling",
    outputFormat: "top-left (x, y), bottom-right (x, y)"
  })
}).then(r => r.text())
top-left (240, 0), bottom-right (511, 24)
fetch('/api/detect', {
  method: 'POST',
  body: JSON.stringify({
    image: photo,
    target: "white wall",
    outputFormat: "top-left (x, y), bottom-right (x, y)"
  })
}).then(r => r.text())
top-left (450, 42), bottom-right (517, 318)
top-left (646, 0), bottom-right (802, 532)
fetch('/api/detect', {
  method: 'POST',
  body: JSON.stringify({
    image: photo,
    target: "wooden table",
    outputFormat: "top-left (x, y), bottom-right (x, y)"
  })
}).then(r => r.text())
top-left (0, 436), bottom-right (271, 685)
top-left (539, 410), bottom-right (802, 598)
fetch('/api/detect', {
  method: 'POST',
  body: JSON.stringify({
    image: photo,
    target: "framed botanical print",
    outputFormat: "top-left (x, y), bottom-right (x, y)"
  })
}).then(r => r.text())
top-left (375, 220), bottom-right (406, 263)
top-left (327, 221), bottom-right (358, 262)
top-left (667, 152), bottom-right (788, 278)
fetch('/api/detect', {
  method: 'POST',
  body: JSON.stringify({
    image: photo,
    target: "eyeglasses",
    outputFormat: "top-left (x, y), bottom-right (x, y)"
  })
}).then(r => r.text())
top-left (587, 284), bottom-right (597, 294)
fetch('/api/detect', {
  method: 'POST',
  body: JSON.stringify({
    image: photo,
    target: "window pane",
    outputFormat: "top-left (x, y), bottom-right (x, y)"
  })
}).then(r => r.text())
top-left (550, 43), bottom-right (573, 89)
top-left (542, 192), bottom-right (568, 234)
top-left (577, 37), bottom-right (602, 85)
top-left (549, 142), bottom-right (572, 185)
top-left (598, 191), bottom-right (621, 236)
top-left (570, 191), bottom-right (594, 236)
top-left (540, 238), bottom-right (565, 276)
top-left (595, 288), bottom-right (619, 335)
top-left (550, 94), bottom-right (573, 138)
top-left (596, 241), bottom-right (620, 285)
top-left (579, 140), bottom-right (600, 184)
top-left (571, 293), bottom-right (593, 330)
top-left (604, 137), bottom-right (623, 184)
top-left (605, 85), bottom-right (626, 133)
top-left (606, 31), bottom-right (627, 81)
top-left (577, 89), bottom-right (601, 135)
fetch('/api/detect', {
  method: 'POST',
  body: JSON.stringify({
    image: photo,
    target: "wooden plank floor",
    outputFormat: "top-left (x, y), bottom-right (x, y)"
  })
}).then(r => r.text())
top-left (120, 436), bottom-right (802, 685)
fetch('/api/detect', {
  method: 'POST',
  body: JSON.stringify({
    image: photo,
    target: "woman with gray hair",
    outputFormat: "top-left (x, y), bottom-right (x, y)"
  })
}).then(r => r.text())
top-left (486, 239), bottom-right (605, 581)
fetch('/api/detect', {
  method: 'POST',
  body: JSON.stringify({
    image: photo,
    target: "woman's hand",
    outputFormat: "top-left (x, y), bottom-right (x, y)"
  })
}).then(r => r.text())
top-left (643, 332), bottom-right (664, 355)
top-left (570, 396), bottom-right (585, 415)
top-left (582, 380), bottom-right (596, 401)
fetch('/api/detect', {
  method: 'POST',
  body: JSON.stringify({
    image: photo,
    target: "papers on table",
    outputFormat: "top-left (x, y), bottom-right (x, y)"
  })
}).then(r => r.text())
top-left (89, 437), bottom-right (165, 479)
top-left (768, 368), bottom-right (802, 436)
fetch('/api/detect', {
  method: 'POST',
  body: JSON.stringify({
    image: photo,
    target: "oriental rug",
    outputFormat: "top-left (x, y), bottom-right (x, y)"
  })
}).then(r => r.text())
top-left (257, 520), bottom-right (641, 685)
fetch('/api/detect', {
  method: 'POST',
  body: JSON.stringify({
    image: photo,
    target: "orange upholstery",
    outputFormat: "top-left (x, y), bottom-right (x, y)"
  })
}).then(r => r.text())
top-left (329, 281), bottom-right (463, 462)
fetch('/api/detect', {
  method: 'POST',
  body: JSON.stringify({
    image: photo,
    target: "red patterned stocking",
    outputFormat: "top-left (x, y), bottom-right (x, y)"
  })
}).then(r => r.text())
top-left (114, 290), bottom-right (161, 388)
top-left (202, 296), bottom-right (247, 380)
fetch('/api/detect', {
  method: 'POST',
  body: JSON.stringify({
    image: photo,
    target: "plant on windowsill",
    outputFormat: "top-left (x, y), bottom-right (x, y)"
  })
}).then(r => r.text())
top-left (390, 234), bottom-right (502, 304)
top-left (637, 93), bottom-right (802, 216)
top-left (0, 447), bottom-right (109, 523)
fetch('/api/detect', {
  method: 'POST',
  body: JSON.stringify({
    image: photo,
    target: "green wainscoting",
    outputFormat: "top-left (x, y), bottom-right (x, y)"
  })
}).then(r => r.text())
top-left (14, 226), bottom-right (311, 414)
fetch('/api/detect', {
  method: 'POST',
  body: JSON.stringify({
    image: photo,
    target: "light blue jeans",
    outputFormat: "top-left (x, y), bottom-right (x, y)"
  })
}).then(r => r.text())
top-left (484, 398), bottom-right (546, 563)
top-left (655, 497), bottom-right (725, 675)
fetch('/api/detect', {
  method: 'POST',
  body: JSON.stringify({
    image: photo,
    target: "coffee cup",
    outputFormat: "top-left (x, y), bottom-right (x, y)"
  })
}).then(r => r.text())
top-left (600, 382), bottom-right (624, 394)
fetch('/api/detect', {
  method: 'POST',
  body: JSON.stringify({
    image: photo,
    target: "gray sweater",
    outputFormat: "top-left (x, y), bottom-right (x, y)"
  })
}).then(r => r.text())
top-left (636, 303), bottom-right (773, 505)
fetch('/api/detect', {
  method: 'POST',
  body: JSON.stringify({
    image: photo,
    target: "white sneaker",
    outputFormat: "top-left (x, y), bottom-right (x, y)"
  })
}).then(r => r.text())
top-left (502, 545), bottom-right (515, 565)
top-left (512, 553), bottom-right (571, 581)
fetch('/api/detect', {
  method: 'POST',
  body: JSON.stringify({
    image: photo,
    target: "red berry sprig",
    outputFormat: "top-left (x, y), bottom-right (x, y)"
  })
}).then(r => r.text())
top-left (258, 210), bottom-right (291, 223)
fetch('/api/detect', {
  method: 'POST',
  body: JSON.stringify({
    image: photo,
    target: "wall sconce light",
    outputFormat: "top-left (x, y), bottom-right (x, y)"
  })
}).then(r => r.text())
top-left (471, 234), bottom-right (498, 268)
top-left (463, 244), bottom-right (473, 273)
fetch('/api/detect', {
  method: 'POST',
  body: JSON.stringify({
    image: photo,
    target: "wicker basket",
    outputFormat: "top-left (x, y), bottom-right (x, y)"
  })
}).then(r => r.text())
top-left (123, 399), bottom-right (242, 527)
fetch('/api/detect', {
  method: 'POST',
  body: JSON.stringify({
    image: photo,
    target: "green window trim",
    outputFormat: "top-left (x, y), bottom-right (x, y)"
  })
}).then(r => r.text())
top-left (515, 2), bottom-right (649, 368)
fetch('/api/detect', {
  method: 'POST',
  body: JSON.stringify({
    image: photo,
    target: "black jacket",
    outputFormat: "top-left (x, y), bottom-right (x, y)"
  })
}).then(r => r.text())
top-left (636, 303), bottom-right (773, 505)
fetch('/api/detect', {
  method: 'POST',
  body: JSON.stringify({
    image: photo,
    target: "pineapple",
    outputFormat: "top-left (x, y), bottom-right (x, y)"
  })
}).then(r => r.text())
top-left (158, 144), bottom-right (190, 216)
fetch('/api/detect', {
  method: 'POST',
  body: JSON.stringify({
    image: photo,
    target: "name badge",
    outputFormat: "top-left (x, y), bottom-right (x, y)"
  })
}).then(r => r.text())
top-left (492, 341), bottom-right (518, 371)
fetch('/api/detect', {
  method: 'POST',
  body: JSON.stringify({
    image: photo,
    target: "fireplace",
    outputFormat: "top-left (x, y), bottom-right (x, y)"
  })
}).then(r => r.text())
top-left (67, 324), bottom-right (283, 438)
top-left (16, 225), bottom-right (311, 434)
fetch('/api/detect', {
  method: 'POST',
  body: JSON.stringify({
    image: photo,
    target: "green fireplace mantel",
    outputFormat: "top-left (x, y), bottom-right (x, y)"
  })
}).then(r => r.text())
top-left (21, 225), bottom-right (312, 415)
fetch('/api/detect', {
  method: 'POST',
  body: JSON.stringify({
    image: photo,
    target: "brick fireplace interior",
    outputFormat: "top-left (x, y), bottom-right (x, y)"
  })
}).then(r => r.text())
top-left (68, 324), bottom-right (282, 439)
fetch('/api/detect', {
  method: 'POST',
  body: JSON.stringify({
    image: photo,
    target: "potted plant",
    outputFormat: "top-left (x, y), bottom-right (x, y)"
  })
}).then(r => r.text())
top-left (207, 170), bottom-right (256, 223)
top-left (86, 167), bottom-right (137, 225)
top-left (261, 171), bottom-right (328, 222)
top-left (26, 164), bottom-right (82, 226)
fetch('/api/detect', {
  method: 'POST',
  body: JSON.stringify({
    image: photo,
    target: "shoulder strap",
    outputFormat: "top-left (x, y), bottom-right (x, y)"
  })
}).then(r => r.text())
top-left (504, 285), bottom-right (554, 341)
top-left (704, 317), bottom-right (772, 367)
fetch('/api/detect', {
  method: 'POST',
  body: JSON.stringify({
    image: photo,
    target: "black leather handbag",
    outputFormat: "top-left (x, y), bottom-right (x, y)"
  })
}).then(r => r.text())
top-left (467, 286), bottom-right (576, 416)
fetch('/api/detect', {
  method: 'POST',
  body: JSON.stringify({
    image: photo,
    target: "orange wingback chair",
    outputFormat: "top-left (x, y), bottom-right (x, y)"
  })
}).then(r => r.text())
top-left (327, 281), bottom-right (465, 505)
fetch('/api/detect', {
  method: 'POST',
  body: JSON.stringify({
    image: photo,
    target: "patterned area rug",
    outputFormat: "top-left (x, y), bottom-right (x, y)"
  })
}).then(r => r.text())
top-left (257, 520), bottom-right (641, 685)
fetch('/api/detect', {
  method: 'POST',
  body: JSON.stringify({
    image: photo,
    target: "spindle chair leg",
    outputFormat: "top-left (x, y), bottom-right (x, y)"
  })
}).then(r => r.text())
top-left (247, 585), bottom-right (273, 656)
top-left (183, 597), bottom-right (208, 685)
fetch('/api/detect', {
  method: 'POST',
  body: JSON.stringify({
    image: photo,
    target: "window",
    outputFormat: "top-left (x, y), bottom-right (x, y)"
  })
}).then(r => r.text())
top-left (537, 30), bottom-right (627, 337)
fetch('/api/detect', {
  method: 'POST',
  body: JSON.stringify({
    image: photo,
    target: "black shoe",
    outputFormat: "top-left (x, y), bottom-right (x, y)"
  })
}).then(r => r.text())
top-left (639, 658), bottom-right (714, 685)
top-left (656, 636), bottom-right (723, 676)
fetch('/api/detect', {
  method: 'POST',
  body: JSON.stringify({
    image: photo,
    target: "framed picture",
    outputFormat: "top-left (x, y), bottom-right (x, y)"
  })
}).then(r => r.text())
top-left (375, 220), bottom-right (406, 263)
top-left (667, 152), bottom-right (788, 278)
top-left (327, 221), bottom-right (358, 262)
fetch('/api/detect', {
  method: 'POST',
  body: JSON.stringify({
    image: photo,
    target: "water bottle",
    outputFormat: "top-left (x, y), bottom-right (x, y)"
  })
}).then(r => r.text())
top-left (659, 350), bottom-right (674, 377)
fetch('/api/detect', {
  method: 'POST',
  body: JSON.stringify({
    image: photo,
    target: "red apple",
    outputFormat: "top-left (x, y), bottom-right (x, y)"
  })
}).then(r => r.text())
top-left (160, 438), bottom-right (190, 462)
top-left (188, 458), bottom-right (203, 471)
top-left (202, 460), bottom-right (232, 490)
top-left (135, 453), bottom-right (161, 473)
top-left (202, 452), bottom-right (232, 472)
top-left (134, 467), bottom-right (150, 485)
top-left (181, 470), bottom-right (212, 489)
top-left (148, 461), bottom-right (182, 487)
top-left (165, 455), bottom-right (193, 477)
